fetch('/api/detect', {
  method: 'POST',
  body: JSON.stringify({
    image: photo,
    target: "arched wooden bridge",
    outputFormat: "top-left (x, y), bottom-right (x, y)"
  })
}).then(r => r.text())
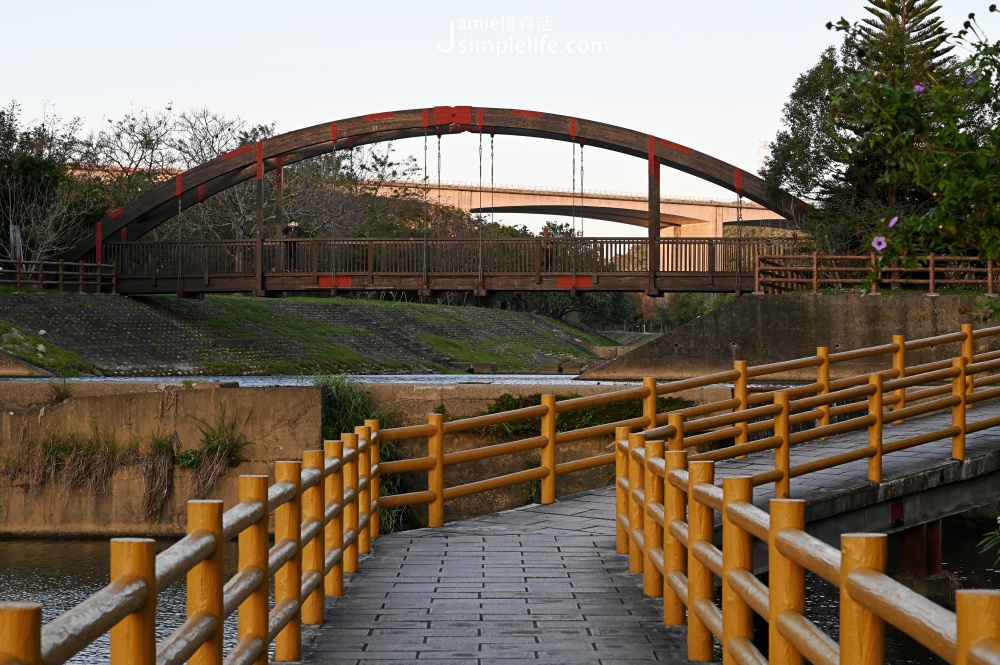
top-left (65, 106), bottom-right (806, 296)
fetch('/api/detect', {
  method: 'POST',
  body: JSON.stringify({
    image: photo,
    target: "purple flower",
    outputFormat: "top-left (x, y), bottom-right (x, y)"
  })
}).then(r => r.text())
top-left (888, 216), bottom-right (899, 228)
top-left (967, 76), bottom-right (979, 86)
top-left (872, 236), bottom-right (888, 252)
top-left (914, 84), bottom-right (926, 93)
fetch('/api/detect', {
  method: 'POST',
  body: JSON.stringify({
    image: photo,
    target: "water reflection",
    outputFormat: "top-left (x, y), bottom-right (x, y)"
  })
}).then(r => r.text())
top-left (0, 539), bottom-right (242, 663)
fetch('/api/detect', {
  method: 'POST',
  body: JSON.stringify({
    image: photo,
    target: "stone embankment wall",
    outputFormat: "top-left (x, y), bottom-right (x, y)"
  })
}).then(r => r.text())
top-left (584, 294), bottom-right (997, 381)
top-left (0, 380), bottom-right (725, 536)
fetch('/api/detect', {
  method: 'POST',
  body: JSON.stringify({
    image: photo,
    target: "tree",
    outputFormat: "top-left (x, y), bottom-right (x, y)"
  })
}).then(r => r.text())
top-left (760, 0), bottom-right (961, 253)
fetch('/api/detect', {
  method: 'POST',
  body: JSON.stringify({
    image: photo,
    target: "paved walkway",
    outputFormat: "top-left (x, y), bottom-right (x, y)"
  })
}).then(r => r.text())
top-left (301, 488), bottom-right (691, 664)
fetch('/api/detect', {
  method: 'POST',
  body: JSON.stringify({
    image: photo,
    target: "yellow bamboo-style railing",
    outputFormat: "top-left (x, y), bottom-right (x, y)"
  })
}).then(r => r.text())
top-left (3, 322), bottom-right (1000, 664)
top-left (614, 323), bottom-right (1000, 664)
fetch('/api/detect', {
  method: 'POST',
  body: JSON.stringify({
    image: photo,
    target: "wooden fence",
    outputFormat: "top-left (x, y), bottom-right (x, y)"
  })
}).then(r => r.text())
top-left (756, 253), bottom-right (999, 294)
top-left (0, 259), bottom-right (116, 294)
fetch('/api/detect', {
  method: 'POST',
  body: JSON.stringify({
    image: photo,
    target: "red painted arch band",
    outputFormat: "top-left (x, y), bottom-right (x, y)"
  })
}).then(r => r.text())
top-left (648, 136), bottom-right (656, 175)
top-left (175, 174), bottom-right (183, 197)
top-left (734, 168), bottom-right (743, 196)
top-left (421, 109), bottom-right (429, 130)
top-left (477, 108), bottom-right (483, 128)
top-left (511, 109), bottom-right (543, 119)
top-left (197, 185), bottom-right (205, 203)
top-left (222, 144), bottom-right (253, 160)
top-left (256, 142), bottom-right (263, 180)
top-left (660, 139), bottom-right (692, 154)
top-left (570, 118), bottom-right (578, 140)
top-left (364, 111), bottom-right (395, 122)
top-left (109, 208), bottom-right (123, 219)
top-left (330, 122), bottom-right (338, 142)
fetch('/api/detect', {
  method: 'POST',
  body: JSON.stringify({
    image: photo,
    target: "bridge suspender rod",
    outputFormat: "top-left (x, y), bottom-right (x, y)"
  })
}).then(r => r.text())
top-left (580, 144), bottom-right (584, 237)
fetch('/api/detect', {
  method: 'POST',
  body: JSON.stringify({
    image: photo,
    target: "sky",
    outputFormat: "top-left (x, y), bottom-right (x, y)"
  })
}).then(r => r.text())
top-left (1, 0), bottom-right (986, 236)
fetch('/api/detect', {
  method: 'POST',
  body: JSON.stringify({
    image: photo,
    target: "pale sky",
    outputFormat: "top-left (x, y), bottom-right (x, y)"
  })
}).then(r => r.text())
top-left (1, 0), bottom-right (984, 236)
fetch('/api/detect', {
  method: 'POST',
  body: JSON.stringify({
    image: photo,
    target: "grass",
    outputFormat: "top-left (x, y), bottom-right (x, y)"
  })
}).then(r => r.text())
top-left (186, 405), bottom-right (252, 498)
top-left (1, 429), bottom-right (127, 496)
top-left (539, 316), bottom-right (619, 346)
top-left (0, 320), bottom-right (96, 377)
top-left (140, 432), bottom-right (177, 521)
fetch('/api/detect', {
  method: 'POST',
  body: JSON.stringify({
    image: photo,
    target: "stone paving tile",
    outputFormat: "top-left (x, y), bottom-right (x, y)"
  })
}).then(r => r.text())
top-left (302, 489), bottom-right (691, 664)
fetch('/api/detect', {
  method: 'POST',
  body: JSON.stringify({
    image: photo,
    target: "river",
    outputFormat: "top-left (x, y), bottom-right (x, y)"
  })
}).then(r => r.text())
top-left (1, 514), bottom-right (997, 663)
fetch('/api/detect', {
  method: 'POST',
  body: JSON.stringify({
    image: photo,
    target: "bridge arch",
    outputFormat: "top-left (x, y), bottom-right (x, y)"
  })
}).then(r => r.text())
top-left (67, 106), bottom-right (805, 260)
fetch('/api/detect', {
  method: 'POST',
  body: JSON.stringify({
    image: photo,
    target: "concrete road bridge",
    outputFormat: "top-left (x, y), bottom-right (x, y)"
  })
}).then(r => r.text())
top-left (376, 180), bottom-right (790, 237)
top-left (4, 323), bottom-right (1000, 664)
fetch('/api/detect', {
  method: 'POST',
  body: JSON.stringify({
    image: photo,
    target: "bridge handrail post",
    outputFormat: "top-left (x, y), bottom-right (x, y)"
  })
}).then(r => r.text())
top-left (952, 357), bottom-right (968, 461)
top-left (812, 251), bottom-right (819, 293)
top-left (892, 335), bottom-right (907, 414)
top-left (324, 440), bottom-right (345, 597)
top-left (627, 432), bottom-right (646, 575)
top-left (663, 450), bottom-right (689, 626)
top-left (773, 393), bottom-right (791, 499)
top-left (342, 434), bottom-right (360, 571)
top-left (734, 361), bottom-right (749, 447)
top-left (274, 460), bottom-right (302, 662)
top-left (356, 426), bottom-right (372, 555)
top-left (643, 377), bottom-right (658, 431)
top-left (187, 500), bottom-right (224, 665)
top-left (840, 534), bottom-right (887, 665)
top-left (643, 439), bottom-right (665, 597)
top-left (615, 426), bottom-right (631, 554)
top-left (0, 602), bottom-right (42, 665)
top-left (301, 451), bottom-right (326, 626)
top-left (540, 395), bottom-right (557, 504)
top-left (722, 477), bottom-right (754, 665)
top-left (767, 499), bottom-right (806, 665)
top-left (687, 460), bottom-right (715, 662)
top-left (109, 537), bottom-right (157, 665)
top-left (867, 374), bottom-right (884, 484)
top-left (929, 253), bottom-right (937, 294)
top-left (667, 412), bottom-right (685, 452)
top-left (956, 590), bottom-right (1000, 665)
top-left (817, 348), bottom-right (831, 430)
top-left (238, 475), bottom-right (269, 665)
top-left (427, 414), bottom-right (445, 528)
top-left (366, 419), bottom-right (381, 539)
top-left (961, 323), bottom-right (975, 402)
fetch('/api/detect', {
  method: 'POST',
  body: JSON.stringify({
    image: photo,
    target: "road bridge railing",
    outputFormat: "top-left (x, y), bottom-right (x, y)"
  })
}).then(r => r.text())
top-left (3, 323), bottom-right (1000, 664)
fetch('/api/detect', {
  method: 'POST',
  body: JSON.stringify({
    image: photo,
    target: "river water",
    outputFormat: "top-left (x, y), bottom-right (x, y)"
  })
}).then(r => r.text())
top-left (2, 516), bottom-right (997, 663)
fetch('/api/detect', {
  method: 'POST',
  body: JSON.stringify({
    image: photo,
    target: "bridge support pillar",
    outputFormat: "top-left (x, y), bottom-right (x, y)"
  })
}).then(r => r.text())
top-left (898, 520), bottom-right (943, 578)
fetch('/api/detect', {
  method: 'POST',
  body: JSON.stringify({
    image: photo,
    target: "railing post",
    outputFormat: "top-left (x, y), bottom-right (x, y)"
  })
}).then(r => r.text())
top-left (663, 450), bottom-right (688, 626)
top-left (722, 477), bottom-right (754, 665)
top-left (643, 377), bottom-right (658, 430)
top-left (768, 499), bottom-right (805, 665)
top-left (892, 335), bottom-right (907, 413)
top-left (929, 252), bottom-right (936, 294)
top-left (274, 460), bottom-right (302, 662)
top-left (238, 475), bottom-right (269, 665)
top-left (540, 395), bottom-right (557, 504)
top-left (867, 374), bottom-right (883, 484)
top-left (302, 450), bottom-right (326, 626)
top-left (734, 360), bottom-right (749, 446)
top-left (687, 460), bottom-right (715, 662)
top-left (817, 347), bottom-right (830, 429)
top-left (324, 440), bottom-right (345, 597)
top-left (0, 602), bottom-right (42, 665)
top-left (187, 500), bottom-right (224, 665)
top-left (109, 538), bottom-right (157, 665)
top-left (428, 413), bottom-right (445, 528)
top-left (956, 590), bottom-right (1000, 665)
top-left (356, 425), bottom-right (372, 555)
top-left (774, 392), bottom-right (791, 499)
top-left (841, 534), bottom-right (887, 665)
top-left (615, 425), bottom-right (630, 554)
top-left (962, 323), bottom-right (975, 402)
top-left (342, 434), bottom-right (359, 573)
top-left (667, 412), bottom-right (685, 452)
top-left (366, 419), bottom-right (381, 539)
top-left (989, 259), bottom-right (996, 296)
top-left (627, 432), bottom-right (646, 575)
top-left (812, 251), bottom-right (819, 293)
top-left (643, 439), bottom-right (664, 598)
top-left (952, 357), bottom-right (968, 461)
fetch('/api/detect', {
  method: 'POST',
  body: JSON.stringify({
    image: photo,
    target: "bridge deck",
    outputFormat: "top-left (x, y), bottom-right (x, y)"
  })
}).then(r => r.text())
top-left (301, 402), bottom-right (1000, 664)
top-left (301, 489), bottom-right (691, 664)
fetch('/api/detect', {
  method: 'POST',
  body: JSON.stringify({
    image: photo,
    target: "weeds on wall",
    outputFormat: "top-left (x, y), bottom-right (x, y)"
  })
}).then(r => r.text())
top-left (186, 405), bottom-right (251, 498)
top-left (1, 430), bottom-right (130, 497)
top-left (140, 431), bottom-right (177, 521)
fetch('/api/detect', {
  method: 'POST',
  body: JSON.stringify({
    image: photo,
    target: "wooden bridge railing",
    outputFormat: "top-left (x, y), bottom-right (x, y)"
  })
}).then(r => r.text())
top-left (104, 236), bottom-right (796, 288)
top-left (756, 252), bottom-right (1000, 294)
top-left (4, 324), bottom-right (1000, 663)
top-left (0, 259), bottom-right (116, 294)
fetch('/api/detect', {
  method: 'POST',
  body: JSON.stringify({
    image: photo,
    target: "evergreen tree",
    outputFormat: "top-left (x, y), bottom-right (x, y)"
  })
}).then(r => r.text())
top-left (858, 0), bottom-right (954, 83)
